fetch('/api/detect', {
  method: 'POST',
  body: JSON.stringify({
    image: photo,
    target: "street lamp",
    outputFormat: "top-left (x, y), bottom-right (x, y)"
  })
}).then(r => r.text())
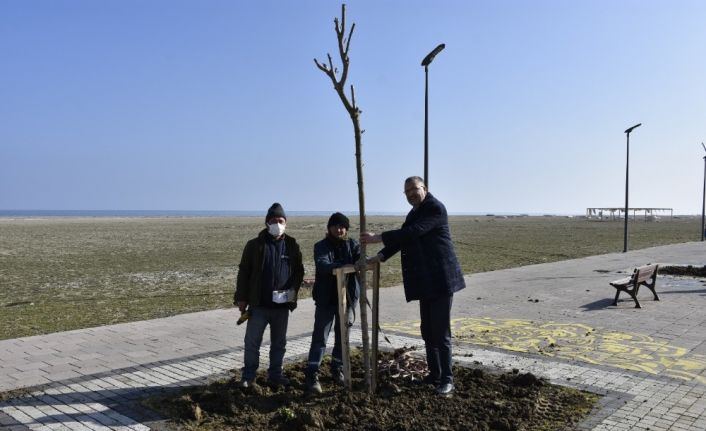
top-left (421, 43), bottom-right (445, 189)
top-left (623, 123), bottom-right (641, 252)
top-left (701, 143), bottom-right (706, 241)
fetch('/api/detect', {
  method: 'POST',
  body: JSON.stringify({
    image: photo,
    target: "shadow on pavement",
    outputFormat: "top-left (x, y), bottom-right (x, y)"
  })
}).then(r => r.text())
top-left (0, 384), bottom-right (180, 429)
top-left (579, 298), bottom-right (615, 311)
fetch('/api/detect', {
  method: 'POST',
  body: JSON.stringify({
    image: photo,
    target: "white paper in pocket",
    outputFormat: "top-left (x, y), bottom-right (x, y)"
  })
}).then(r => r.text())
top-left (272, 289), bottom-right (295, 304)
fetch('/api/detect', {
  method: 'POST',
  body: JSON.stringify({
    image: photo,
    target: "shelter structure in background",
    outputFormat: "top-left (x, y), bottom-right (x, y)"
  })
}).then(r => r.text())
top-left (586, 207), bottom-right (673, 221)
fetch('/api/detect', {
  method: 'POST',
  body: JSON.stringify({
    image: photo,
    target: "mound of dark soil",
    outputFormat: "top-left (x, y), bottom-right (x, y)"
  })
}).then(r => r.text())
top-left (145, 348), bottom-right (598, 431)
top-left (660, 265), bottom-right (706, 277)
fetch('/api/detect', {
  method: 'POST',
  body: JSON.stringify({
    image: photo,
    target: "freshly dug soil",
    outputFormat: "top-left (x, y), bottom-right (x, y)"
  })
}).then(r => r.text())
top-left (659, 265), bottom-right (706, 277)
top-left (144, 348), bottom-right (599, 431)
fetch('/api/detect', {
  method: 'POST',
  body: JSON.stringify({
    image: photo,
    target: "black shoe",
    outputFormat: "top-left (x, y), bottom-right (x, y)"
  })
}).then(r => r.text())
top-left (435, 383), bottom-right (454, 397)
top-left (305, 374), bottom-right (322, 394)
top-left (414, 374), bottom-right (440, 386)
top-left (331, 369), bottom-right (345, 386)
top-left (267, 375), bottom-right (291, 388)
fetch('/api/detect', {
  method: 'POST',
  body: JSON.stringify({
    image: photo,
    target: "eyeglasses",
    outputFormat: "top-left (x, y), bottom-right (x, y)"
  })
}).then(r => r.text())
top-left (403, 186), bottom-right (423, 196)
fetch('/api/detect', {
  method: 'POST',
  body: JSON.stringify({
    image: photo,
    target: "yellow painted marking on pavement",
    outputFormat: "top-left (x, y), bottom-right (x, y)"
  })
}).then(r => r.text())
top-left (382, 317), bottom-right (706, 384)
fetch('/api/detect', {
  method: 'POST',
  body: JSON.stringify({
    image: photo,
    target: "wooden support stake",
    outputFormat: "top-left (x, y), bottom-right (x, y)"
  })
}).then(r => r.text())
top-left (334, 266), bottom-right (352, 390)
top-left (371, 261), bottom-right (380, 392)
top-left (358, 265), bottom-right (371, 392)
top-left (333, 263), bottom-right (380, 392)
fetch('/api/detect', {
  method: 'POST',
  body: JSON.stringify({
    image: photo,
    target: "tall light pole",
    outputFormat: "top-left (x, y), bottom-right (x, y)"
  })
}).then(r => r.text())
top-left (701, 143), bottom-right (706, 241)
top-left (421, 43), bottom-right (445, 189)
top-left (623, 123), bottom-right (641, 252)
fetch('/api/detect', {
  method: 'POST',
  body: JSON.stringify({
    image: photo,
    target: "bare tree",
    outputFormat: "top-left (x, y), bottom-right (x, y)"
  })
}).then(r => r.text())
top-left (314, 3), bottom-right (371, 391)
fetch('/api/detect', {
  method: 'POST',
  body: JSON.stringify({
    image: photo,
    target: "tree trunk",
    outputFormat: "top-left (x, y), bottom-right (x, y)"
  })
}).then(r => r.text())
top-left (353, 112), bottom-right (371, 392)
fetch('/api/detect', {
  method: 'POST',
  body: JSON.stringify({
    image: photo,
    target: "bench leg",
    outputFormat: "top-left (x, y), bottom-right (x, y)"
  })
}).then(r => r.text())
top-left (613, 289), bottom-right (621, 306)
top-left (646, 283), bottom-right (660, 301)
top-left (613, 286), bottom-right (643, 308)
top-left (630, 292), bottom-right (641, 308)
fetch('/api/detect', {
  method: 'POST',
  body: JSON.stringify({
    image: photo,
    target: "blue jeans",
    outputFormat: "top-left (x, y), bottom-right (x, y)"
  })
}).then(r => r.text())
top-left (241, 305), bottom-right (289, 381)
top-left (419, 294), bottom-right (454, 384)
top-left (305, 303), bottom-right (352, 375)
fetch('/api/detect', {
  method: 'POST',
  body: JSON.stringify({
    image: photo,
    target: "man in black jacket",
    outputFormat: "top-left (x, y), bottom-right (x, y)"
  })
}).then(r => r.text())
top-left (234, 203), bottom-right (304, 388)
top-left (362, 176), bottom-right (465, 396)
top-left (304, 212), bottom-right (360, 393)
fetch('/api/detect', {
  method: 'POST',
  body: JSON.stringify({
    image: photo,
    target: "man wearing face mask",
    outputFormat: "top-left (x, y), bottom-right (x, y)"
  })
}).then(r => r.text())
top-left (304, 212), bottom-right (360, 393)
top-left (361, 176), bottom-right (465, 397)
top-left (234, 202), bottom-right (304, 388)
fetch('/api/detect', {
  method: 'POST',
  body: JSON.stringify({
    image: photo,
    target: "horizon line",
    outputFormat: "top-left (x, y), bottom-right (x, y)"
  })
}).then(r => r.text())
top-left (0, 209), bottom-right (699, 217)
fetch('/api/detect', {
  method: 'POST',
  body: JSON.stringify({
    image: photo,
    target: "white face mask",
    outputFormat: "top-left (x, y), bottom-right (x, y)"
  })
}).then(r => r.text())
top-left (268, 222), bottom-right (285, 237)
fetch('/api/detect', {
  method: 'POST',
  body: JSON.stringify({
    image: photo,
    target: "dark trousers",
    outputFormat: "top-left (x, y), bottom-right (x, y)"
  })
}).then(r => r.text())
top-left (242, 305), bottom-right (289, 381)
top-left (305, 302), bottom-right (354, 375)
top-left (419, 294), bottom-right (454, 384)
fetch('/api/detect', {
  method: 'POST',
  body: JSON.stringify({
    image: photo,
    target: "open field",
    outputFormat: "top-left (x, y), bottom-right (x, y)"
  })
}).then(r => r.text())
top-left (0, 215), bottom-right (700, 340)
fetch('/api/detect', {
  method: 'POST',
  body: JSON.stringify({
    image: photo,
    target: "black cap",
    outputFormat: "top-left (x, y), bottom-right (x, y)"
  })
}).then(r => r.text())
top-left (327, 212), bottom-right (350, 229)
top-left (266, 203), bottom-right (286, 222)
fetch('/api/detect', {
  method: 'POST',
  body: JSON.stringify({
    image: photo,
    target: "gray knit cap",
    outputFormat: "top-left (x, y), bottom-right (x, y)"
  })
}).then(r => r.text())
top-left (266, 203), bottom-right (286, 222)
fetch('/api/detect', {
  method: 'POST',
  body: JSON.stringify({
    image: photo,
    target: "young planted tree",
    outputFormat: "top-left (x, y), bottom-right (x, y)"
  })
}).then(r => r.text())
top-left (314, 4), bottom-right (372, 391)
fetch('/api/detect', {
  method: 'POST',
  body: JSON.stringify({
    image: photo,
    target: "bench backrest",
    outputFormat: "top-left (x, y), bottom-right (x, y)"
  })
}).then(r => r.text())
top-left (633, 264), bottom-right (658, 283)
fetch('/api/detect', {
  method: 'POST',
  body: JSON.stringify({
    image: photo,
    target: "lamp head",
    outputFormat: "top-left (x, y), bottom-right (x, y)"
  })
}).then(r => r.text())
top-left (624, 123), bottom-right (642, 134)
top-left (421, 44), bottom-right (446, 67)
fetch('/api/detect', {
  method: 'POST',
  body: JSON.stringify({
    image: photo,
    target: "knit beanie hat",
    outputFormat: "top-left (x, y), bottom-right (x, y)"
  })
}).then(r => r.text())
top-left (266, 203), bottom-right (286, 222)
top-left (327, 212), bottom-right (350, 229)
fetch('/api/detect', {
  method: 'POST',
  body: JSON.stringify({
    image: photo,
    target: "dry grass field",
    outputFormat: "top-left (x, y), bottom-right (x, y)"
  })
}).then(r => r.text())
top-left (0, 215), bottom-right (700, 340)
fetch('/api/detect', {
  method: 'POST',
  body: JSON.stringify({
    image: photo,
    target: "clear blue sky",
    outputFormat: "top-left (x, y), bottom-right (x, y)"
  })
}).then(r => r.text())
top-left (2, 0), bottom-right (705, 214)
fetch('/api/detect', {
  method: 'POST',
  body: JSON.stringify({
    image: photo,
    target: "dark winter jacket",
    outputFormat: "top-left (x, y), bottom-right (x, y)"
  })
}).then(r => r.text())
top-left (313, 236), bottom-right (361, 308)
top-left (234, 229), bottom-right (304, 310)
top-left (379, 193), bottom-right (466, 302)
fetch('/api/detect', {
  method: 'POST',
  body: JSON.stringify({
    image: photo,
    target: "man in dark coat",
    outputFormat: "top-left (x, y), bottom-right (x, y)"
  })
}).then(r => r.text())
top-left (304, 212), bottom-right (360, 393)
top-left (362, 176), bottom-right (465, 396)
top-left (234, 202), bottom-right (304, 388)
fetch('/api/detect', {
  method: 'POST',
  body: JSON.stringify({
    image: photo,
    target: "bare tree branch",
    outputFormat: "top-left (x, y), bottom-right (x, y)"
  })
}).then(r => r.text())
top-left (340, 4), bottom-right (345, 38)
top-left (313, 58), bottom-right (327, 73)
top-left (327, 53), bottom-right (335, 77)
top-left (345, 23), bottom-right (355, 56)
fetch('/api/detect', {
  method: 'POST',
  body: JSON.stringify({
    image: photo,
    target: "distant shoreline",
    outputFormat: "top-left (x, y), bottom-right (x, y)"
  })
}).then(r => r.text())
top-left (0, 210), bottom-right (595, 218)
top-left (0, 210), bottom-right (402, 218)
top-left (0, 210), bottom-right (698, 219)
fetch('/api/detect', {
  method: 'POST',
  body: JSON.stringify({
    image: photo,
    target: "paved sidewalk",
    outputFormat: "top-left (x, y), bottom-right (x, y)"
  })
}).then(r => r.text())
top-left (1, 241), bottom-right (705, 430)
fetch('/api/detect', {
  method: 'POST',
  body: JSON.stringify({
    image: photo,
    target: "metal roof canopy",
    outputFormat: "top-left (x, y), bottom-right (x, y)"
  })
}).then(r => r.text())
top-left (586, 207), bottom-right (673, 221)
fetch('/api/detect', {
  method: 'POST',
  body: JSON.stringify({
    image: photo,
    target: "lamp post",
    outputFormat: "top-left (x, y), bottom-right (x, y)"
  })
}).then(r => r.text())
top-left (623, 123), bottom-right (641, 252)
top-left (701, 143), bottom-right (706, 241)
top-left (421, 43), bottom-right (445, 189)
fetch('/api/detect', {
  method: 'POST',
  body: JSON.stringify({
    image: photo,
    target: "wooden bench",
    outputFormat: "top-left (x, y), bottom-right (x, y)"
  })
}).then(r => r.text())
top-left (610, 264), bottom-right (660, 308)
